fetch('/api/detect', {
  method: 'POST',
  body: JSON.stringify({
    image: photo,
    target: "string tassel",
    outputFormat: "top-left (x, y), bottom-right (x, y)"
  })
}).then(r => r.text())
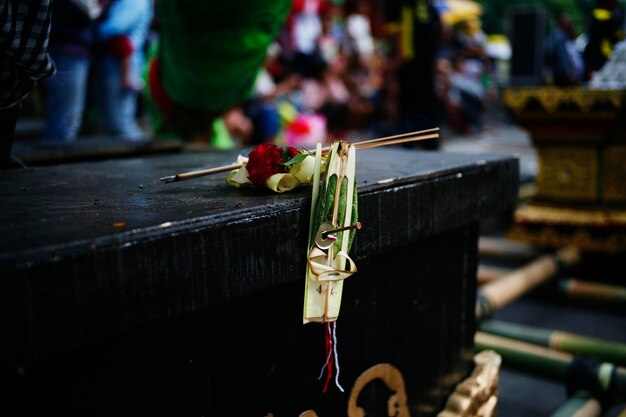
top-left (332, 321), bottom-right (345, 392)
top-left (319, 322), bottom-right (344, 393)
top-left (322, 322), bottom-right (334, 393)
top-left (319, 323), bottom-right (333, 380)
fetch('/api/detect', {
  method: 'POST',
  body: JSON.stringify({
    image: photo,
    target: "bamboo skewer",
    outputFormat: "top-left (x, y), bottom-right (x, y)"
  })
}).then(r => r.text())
top-left (160, 163), bottom-right (243, 183)
top-left (160, 128), bottom-right (440, 183)
top-left (355, 133), bottom-right (439, 150)
top-left (341, 127), bottom-right (440, 148)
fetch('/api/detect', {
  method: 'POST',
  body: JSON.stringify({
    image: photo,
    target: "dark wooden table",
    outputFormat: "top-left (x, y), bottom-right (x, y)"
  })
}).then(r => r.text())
top-left (0, 148), bottom-right (518, 417)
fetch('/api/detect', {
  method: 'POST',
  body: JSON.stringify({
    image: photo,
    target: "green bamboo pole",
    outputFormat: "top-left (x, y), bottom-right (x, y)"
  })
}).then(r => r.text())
top-left (478, 236), bottom-right (544, 262)
top-left (477, 246), bottom-right (581, 319)
top-left (479, 320), bottom-right (626, 366)
top-left (475, 332), bottom-right (626, 397)
top-left (477, 264), bottom-right (511, 284)
top-left (476, 332), bottom-right (571, 380)
top-left (550, 391), bottom-right (601, 417)
top-left (559, 279), bottom-right (626, 305)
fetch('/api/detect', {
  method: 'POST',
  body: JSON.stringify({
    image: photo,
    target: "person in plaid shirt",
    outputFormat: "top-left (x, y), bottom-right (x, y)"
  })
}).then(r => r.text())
top-left (0, 0), bottom-right (56, 168)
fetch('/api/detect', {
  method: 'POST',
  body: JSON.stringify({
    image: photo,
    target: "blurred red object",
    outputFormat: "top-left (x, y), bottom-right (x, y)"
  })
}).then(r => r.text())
top-left (107, 35), bottom-right (133, 60)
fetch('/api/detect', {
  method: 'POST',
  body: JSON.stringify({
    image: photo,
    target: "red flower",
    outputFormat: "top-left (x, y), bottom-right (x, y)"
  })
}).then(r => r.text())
top-left (246, 143), bottom-right (284, 186)
top-left (246, 144), bottom-right (303, 186)
top-left (287, 147), bottom-right (300, 158)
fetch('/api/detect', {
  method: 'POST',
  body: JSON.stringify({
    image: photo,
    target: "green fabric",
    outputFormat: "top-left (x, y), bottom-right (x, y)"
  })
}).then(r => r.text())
top-left (141, 43), bottom-right (168, 138)
top-left (211, 118), bottom-right (235, 150)
top-left (156, 0), bottom-right (291, 114)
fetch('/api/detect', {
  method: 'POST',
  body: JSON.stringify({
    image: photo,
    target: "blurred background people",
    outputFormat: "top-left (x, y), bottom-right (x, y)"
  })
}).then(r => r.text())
top-left (447, 54), bottom-right (485, 133)
top-left (453, 17), bottom-right (487, 62)
top-left (545, 13), bottom-right (584, 86)
top-left (583, 0), bottom-right (625, 80)
top-left (42, 0), bottom-right (101, 142)
top-left (346, 0), bottom-right (376, 63)
top-left (288, 0), bottom-right (326, 77)
top-left (146, 0), bottom-right (292, 142)
top-left (13, 0), bottom-right (613, 157)
top-left (1, 0), bottom-right (55, 167)
top-left (243, 43), bottom-right (301, 146)
top-left (93, 0), bottom-right (153, 140)
top-left (388, 0), bottom-right (442, 148)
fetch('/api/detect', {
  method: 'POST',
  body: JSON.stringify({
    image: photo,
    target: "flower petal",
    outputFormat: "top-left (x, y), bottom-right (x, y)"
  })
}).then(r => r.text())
top-left (289, 155), bottom-right (317, 184)
top-left (266, 173), bottom-right (301, 193)
top-left (226, 166), bottom-right (252, 187)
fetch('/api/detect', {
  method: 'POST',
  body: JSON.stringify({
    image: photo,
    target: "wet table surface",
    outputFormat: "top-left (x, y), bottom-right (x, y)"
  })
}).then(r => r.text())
top-left (0, 148), bottom-right (518, 268)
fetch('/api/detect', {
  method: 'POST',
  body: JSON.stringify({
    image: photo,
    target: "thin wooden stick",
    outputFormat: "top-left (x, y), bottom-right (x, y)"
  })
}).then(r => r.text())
top-left (161, 129), bottom-right (440, 183)
top-left (326, 127), bottom-right (438, 150)
top-left (319, 128), bottom-right (439, 154)
top-left (355, 133), bottom-right (439, 150)
top-left (160, 163), bottom-right (243, 183)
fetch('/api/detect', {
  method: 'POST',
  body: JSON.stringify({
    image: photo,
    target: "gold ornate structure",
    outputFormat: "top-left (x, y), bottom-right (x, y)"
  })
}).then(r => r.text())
top-left (436, 350), bottom-right (501, 417)
top-left (503, 87), bottom-right (626, 252)
top-left (269, 352), bottom-right (501, 417)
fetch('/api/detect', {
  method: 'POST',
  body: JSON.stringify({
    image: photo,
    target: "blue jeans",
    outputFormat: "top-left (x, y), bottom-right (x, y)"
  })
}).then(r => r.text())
top-left (93, 55), bottom-right (144, 140)
top-left (244, 100), bottom-right (280, 145)
top-left (43, 54), bottom-right (89, 141)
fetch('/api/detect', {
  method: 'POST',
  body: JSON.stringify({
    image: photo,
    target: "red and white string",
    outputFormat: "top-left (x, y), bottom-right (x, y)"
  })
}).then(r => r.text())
top-left (319, 321), bottom-right (344, 393)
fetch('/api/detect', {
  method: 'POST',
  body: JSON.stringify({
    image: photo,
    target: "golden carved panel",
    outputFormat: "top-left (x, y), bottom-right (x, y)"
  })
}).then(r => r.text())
top-left (508, 203), bottom-right (626, 252)
top-left (536, 146), bottom-right (598, 201)
top-left (507, 223), bottom-right (626, 252)
top-left (513, 203), bottom-right (626, 226)
top-left (602, 146), bottom-right (626, 203)
top-left (503, 87), bottom-right (624, 114)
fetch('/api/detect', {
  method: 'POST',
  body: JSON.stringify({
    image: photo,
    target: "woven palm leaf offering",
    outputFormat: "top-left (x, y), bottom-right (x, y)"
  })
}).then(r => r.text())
top-left (160, 128), bottom-right (439, 392)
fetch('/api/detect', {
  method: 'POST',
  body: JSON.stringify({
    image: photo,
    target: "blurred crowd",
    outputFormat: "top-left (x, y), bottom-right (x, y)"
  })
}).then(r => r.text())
top-left (544, 0), bottom-right (625, 87)
top-left (2, 0), bottom-right (506, 156)
top-left (42, 0), bottom-right (153, 142)
top-left (199, 0), bottom-right (503, 147)
top-left (2, 0), bottom-right (625, 164)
